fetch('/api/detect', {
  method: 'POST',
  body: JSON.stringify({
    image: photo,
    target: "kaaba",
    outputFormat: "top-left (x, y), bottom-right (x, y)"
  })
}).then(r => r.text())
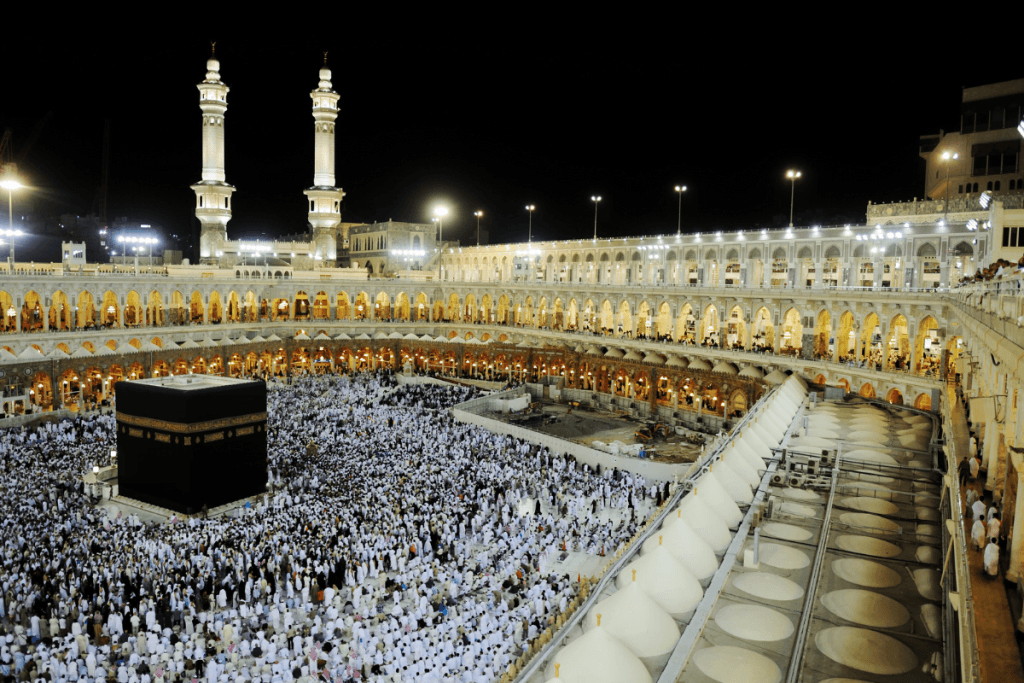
top-left (115, 376), bottom-right (267, 513)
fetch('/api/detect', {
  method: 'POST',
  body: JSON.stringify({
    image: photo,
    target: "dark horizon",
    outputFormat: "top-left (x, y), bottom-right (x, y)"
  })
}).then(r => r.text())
top-left (2, 21), bottom-right (1022, 255)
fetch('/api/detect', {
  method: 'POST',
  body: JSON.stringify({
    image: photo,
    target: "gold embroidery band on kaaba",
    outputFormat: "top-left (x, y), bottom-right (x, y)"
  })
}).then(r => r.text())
top-left (116, 411), bottom-right (268, 434)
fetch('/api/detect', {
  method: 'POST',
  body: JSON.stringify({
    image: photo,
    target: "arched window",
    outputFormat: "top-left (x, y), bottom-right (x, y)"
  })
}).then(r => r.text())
top-left (987, 181), bottom-right (993, 191)
top-left (995, 181), bottom-right (1001, 192)
top-left (973, 183), bottom-right (979, 192)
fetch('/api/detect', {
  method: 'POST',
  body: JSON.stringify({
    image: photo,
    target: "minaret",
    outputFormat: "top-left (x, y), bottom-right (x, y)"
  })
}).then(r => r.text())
top-left (303, 53), bottom-right (343, 264)
top-left (190, 44), bottom-right (235, 261)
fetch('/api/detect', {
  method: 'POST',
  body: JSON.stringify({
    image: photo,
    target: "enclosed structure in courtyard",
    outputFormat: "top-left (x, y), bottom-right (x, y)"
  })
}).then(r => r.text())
top-left (115, 375), bottom-right (267, 513)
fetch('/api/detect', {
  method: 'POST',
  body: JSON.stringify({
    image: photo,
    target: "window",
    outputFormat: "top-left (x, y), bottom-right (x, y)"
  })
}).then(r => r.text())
top-left (310, 201), bottom-right (315, 212)
top-left (972, 140), bottom-right (1020, 176)
top-left (987, 181), bottom-right (993, 191)
top-left (1005, 151), bottom-right (1018, 174)
top-left (973, 183), bottom-right (979, 192)
top-left (992, 107), bottom-right (1005, 130)
top-left (1003, 227), bottom-right (1024, 248)
top-left (199, 196), bottom-right (203, 208)
top-left (995, 181), bottom-right (1001, 192)
top-left (958, 184), bottom-right (964, 194)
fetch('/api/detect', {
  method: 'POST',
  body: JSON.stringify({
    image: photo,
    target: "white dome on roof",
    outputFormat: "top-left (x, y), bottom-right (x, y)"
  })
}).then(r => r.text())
top-left (712, 360), bottom-right (737, 374)
top-left (720, 446), bottom-right (760, 487)
top-left (618, 545), bottom-right (703, 621)
top-left (713, 457), bottom-right (754, 504)
top-left (687, 357), bottom-right (712, 371)
top-left (695, 469), bottom-right (743, 528)
top-left (642, 516), bottom-right (718, 583)
top-left (675, 493), bottom-right (732, 554)
top-left (738, 365), bottom-right (764, 379)
top-left (547, 625), bottom-right (651, 683)
top-left (763, 369), bottom-right (787, 385)
top-left (584, 582), bottom-right (679, 666)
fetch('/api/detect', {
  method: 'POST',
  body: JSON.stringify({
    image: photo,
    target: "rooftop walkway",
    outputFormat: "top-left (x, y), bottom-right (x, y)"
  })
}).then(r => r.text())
top-left (949, 385), bottom-right (1024, 683)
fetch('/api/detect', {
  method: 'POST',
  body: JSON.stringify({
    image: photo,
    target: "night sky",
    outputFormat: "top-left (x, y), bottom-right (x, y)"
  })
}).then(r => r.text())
top-left (3, 20), bottom-right (1021, 254)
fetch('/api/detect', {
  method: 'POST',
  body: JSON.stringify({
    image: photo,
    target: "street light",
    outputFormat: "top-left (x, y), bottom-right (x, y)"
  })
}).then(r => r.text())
top-left (474, 211), bottom-right (483, 247)
top-left (591, 196), bottom-right (601, 239)
top-left (674, 185), bottom-right (687, 236)
top-left (526, 205), bottom-right (535, 243)
top-left (786, 170), bottom-right (801, 228)
top-left (941, 151), bottom-right (959, 221)
top-left (0, 179), bottom-right (23, 268)
top-left (434, 206), bottom-right (448, 242)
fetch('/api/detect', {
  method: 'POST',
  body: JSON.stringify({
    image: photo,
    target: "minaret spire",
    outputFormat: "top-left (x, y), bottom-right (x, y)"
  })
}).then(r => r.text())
top-left (190, 49), bottom-right (235, 261)
top-left (303, 57), bottom-right (344, 265)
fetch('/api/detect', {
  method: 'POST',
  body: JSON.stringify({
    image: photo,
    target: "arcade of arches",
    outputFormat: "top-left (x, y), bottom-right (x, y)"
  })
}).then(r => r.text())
top-left (0, 335), bottom-right (942, 423)
top-left (0, 287), bottom-right (951, 375)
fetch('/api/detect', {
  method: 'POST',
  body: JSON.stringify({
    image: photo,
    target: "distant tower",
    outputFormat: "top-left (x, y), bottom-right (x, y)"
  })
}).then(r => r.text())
top-left (190, 45), bottom-right (235, 260)
top-left (303, 54), bottom-right (343, 264)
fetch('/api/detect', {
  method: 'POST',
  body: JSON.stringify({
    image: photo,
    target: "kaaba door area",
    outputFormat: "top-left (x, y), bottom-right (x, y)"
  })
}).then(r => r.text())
top-left (115, 376), bottom-right (268, 513)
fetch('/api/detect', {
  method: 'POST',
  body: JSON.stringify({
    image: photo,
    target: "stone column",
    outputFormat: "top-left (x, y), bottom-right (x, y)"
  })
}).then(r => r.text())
top-left (1007, 464), bottom-right (1024, 582)
top-left (984, 421), bottom-right (1001, 493)
top-left (881, 324), bottom-right (891, 371)
top-left (800, 331), bottom-right (815, 360)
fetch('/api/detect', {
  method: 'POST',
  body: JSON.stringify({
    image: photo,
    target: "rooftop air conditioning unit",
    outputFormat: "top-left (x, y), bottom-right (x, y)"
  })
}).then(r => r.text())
top-left (788, 474), bottom-right (806, 488)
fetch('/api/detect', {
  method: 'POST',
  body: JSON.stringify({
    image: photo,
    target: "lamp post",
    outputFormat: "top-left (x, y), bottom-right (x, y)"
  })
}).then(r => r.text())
top-left (434, 206), bottom-right (448, 243)
top-left (0, 179), bottom-right (23, 269)
top-left (941, 151), bottom-right (959, 221)
top-left (526, 205), bottom-right (535, 243)
top-left (786, 170), bottom-right (801, 228)
top-left (674, 185), bottom-right (687, 235)
top-left (591, 196), bottom-right (601, 239)
top-left (474, 211), bottom-right (483, 246)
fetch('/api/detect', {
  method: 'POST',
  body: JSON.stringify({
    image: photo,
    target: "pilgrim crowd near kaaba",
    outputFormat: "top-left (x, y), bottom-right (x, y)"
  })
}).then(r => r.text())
top-left (0, 373), bottom-right (664, 683)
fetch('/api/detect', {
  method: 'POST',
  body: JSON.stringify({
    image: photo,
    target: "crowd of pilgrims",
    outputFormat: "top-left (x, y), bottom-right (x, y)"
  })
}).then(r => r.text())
top-left (0, 372), bottom-right (662, 683)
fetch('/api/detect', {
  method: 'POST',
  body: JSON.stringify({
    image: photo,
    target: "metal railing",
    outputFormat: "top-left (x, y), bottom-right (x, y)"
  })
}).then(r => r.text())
top-left (941, 389), bottom-right (981, 683)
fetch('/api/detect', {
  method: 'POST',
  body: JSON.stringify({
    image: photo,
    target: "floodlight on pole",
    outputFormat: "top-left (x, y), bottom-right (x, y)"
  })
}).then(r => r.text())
top-left (0, 180), bottom-right (23, 268)
top-left (474, 211), bottom-right (483, 246)
top-left (674, 185), bottom-right (687, 235)
top-left (785, 170), bottom-right (801, 227)
top-left (941, 151), bottom-right (959, 221)
top-left (526, 205), bottom-right (535, 243)
top-left (591, 196), bottom-right (601, 239)
top-left (433, 206), bottom-right (448, 242)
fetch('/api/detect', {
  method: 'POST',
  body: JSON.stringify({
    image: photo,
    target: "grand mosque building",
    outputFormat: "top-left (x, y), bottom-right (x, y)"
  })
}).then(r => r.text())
top-left (2, 56), bottom-right (1024, 683)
